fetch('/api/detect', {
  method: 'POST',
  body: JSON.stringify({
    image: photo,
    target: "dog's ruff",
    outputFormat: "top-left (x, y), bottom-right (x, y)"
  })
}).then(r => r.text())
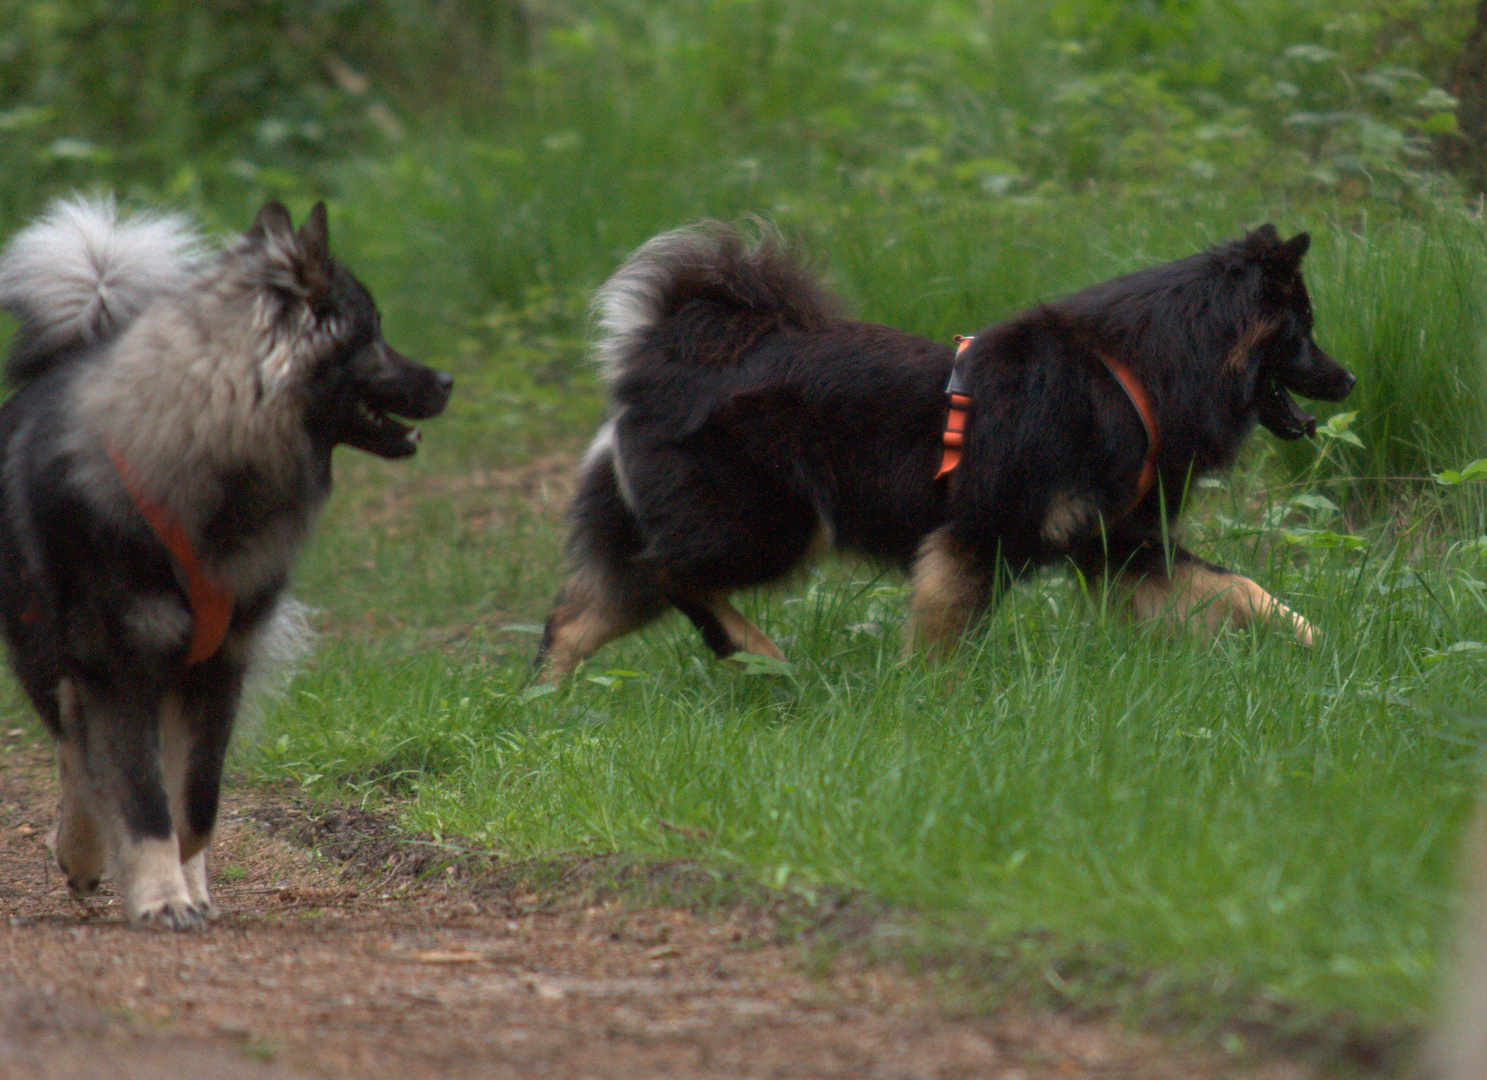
top-left (536, 221), bottom-right (1354, 680)
top-left (0, 195), bottom-right (451, 928)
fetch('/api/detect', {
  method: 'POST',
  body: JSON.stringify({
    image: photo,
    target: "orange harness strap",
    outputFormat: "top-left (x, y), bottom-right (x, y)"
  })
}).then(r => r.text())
top-left (1095, 353), bottom-right (1160, 517)
top-left (109, 448), bottom-right (235, 665)
top-left (933, 336), bottom-right (1161, 519)
top-left (934, 335), bottom-right (976, 480)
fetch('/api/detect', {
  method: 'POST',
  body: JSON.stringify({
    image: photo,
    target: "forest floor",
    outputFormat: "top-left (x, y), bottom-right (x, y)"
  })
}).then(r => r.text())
top-left (1, 728), bottom-right (1331, 1079)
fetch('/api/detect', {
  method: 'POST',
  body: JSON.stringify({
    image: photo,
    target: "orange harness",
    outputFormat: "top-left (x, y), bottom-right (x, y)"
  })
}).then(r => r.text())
top-left (932, 335), bottom-right (976, 480)
top-left (934, 336), bottom-right (1160, 518)
top-left (109, 448), bottom-right (235, 665)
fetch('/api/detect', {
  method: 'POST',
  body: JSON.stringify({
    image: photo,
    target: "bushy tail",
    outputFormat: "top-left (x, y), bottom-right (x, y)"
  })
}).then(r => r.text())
top-left (590, 221), bottom-right (841, 382)
top-left (0, 194), bottom-right (204, 384)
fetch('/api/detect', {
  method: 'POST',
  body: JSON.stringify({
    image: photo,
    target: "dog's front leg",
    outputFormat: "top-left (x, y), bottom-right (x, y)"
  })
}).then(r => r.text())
top-left (164, 653), bottom-right (249, 919)
top-left (1118, 546), bottom-right (1317, 645)
top-left (69, 678), bottom-right (204, 930)
top-left (904, 526), bottom-right (998, 658)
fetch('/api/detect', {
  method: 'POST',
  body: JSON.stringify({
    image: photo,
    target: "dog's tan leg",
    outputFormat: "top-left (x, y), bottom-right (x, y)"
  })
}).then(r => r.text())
top-left (180, 850), bottom-right (214, 914)
top-left (160, 696), bottom-right (218, 919)
top-left (536, 571), bottom-right (666, 683)
top-left (1122, 560), bottom-right (1316, 645)
top-left (50, 689), bottom-right (105, 897)
top-left (110, 832), bottom-right (199, 929)
top-left (904, 527), bottom-right (993, 658)
top-left (702, 596), bottom-right (786, 661)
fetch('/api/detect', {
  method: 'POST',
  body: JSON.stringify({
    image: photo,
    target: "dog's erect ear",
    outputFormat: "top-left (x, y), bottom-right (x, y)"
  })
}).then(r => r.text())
top-left (1276, 231), bottom-right (1310, 270)
top-left (295, 202), bottom-right (333, 313)
top-left (250, 201), bottom-right (295, 242)
top-left (1242, 224), bottom-right (1309, 274)
top-left (298, 202), bottom-right (329, 265)
top-left (1243, 223), bottom-right (1281, 251)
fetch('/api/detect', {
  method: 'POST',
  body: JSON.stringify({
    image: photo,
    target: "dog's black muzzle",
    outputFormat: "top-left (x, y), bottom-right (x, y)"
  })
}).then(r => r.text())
top-left (342, 341), bottom-right (453, 458)
top-left (1256, 341), bottom-right (1355, 440)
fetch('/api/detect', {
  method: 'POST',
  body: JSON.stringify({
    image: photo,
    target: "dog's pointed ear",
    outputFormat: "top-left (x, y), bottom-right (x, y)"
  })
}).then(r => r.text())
top-left (298, 202), bottom-right (329, 265)
top-left (250, 201), bottom-right (295, 242)
top-left (1276, 231), bottom-right (1310, 270)
top-left (1241, 223), bottom-right (1280, 255)
top-left (1242, 224), bottom-right (1309, 273)
top-left (294, 203), bottom-right (333, 313)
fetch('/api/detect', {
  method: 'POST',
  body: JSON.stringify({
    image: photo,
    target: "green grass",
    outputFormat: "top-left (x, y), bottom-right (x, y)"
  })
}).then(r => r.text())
top-left (243, 437), bottom-right (1487, 1036)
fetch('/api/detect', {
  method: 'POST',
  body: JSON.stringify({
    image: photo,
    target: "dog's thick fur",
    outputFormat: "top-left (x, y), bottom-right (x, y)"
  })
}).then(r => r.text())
top-left (0, 196), bottom-right (451, 928)
top-left (536, 222), bottom-right (1355, 679)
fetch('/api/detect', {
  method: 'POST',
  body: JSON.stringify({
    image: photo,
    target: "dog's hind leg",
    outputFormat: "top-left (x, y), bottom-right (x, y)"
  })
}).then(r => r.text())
top-left (674, 595), bottom-right (786, 663)
top-left (904, 526), bottom-right (999, 659)
top-left (1116, 546), bottom-right (1316, 645)
top-left (535, 569), bottom-right (669, 683)
top-left (49, 680), bottom-right (105, 897)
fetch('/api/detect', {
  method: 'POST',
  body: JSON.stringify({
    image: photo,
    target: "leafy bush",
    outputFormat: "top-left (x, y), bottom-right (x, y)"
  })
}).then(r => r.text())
top-left (0, 0), bottom-right (525, 208)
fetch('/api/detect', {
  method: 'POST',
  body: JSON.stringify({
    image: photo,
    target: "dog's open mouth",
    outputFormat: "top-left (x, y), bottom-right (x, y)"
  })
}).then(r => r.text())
top-left (1254, 341), bottom-right (1355, 441)
top-left (341, 351), bottom-right (453, 459)
top-left (1254, 376), bottom-right (1317, 440)
top-left (344, 396), bottom-right (425, 458)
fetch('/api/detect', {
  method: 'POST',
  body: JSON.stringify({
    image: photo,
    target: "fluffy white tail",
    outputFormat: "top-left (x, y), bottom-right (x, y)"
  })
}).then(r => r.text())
top-left (0, 194), bottom-right (203, 381)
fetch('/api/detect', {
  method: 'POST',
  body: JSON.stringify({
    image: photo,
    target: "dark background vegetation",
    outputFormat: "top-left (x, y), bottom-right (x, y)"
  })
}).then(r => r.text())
top-left (0, 0), bottom-right (1479, 210)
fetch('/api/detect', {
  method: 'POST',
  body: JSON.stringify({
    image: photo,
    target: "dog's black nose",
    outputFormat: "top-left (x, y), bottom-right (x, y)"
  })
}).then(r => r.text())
top-left (436, 371), bottom-right (454, 395)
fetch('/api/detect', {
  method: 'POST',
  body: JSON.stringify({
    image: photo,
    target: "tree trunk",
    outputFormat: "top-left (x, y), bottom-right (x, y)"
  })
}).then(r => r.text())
top-left (1442, 0), bottom-right (1487, 192)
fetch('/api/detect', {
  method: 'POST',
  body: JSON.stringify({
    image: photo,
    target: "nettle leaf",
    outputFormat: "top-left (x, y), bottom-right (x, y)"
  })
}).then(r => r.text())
top-left (1318, 410), bottom-right (1364, 447)
top-left (739, 654), bottom-right (794, 678)
top-left (1282, 528), bottom-right (1368, 551)
top-left (1290, 493), bottom-right (1340, 516)
top-left (1422, 641), bottom-right (1487, 667)
top-left (1423, 112), bottom-right (1461, 137)
top-left (1416, 87), bottom-right (1460, 112)
top-left (1434, 459), bottom-right (1487, 486)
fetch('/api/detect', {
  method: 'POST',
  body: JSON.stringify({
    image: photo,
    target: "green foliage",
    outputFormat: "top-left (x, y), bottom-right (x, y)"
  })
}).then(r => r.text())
top-left (0, 0), bottom-right (524, 210)
top-left (1, 0), bottom-right (1473, 219)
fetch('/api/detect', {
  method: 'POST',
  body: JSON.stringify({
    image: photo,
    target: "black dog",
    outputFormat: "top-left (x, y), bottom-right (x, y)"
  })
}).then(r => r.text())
top-left (536, 222), bottom-right (1354, 679)
top-left (0, 196), bottom-right (451, 927)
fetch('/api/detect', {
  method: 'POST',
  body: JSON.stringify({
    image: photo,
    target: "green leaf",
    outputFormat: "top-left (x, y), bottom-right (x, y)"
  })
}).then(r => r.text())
top-left (1422, 641), bottom-right (1487, 667)
top-left (1285, 44), bottom-right (1341, 64)
top-left (1416, 87), bottom-right (1460, 112)
top-left (1318, 411), bottom-right (1364, 447)
top-left (1290, 493), bottom-right (1340, 515)
top-left (1433, 459), bottom-right (1487, 486)
top-left (738, 654), bottom-right (794, 678)
top-left (1422, 112), bottom-right (1461, 137)
top-left (1281, 529), bottom-right (1368, 551)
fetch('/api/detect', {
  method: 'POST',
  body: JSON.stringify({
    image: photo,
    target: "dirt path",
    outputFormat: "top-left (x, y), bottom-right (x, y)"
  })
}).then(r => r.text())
top-left (0, 730), bottom-right (1314, 1079)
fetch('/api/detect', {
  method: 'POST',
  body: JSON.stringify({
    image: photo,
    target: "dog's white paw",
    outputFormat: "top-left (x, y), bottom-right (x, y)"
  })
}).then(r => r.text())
top-left (117, 835), bottom-right (205, 930)
top-left (181, 850), bottom-right (220, 921)
top-left (134, 897), bottom-right (210, 932)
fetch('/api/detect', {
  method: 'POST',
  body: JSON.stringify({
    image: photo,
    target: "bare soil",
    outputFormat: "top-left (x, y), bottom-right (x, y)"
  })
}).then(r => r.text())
top-left (0, 729), bottom-right (1323, 1080)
